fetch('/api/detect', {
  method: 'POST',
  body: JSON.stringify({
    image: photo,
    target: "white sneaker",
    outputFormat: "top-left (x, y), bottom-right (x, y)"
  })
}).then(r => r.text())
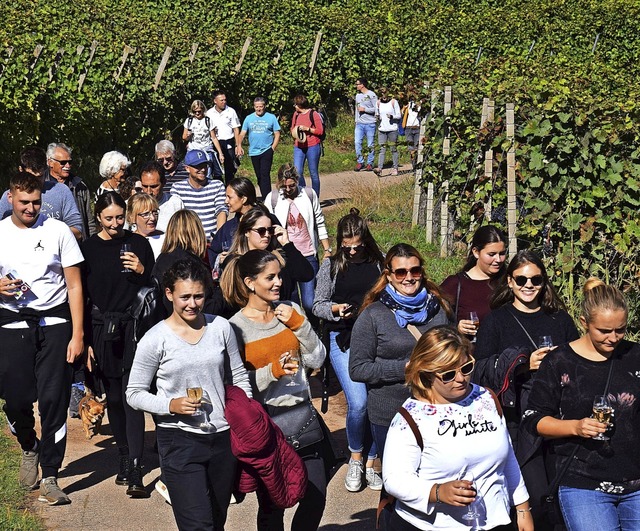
top-left (344, 458), bottom-right (364, 492)
top-left (366, 467), bottom-right (383, 491)
top-left (155, 480), bottom-right (171, 504)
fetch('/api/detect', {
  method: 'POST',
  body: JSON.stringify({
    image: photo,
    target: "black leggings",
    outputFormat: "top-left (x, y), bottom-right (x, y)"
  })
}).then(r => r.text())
top-left (256, 444), bottom-right (327, 531)
top-left (103, 370), bottom-right (145, 459)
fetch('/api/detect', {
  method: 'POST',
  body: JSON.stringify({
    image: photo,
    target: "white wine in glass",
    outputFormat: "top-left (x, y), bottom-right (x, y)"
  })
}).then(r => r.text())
top-left (186, 378), bottom-right (203, 416)
top-left (592, 395), bottom-right (613, 441)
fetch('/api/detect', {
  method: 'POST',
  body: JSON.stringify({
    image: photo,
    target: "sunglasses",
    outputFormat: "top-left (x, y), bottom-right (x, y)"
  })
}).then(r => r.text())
top-left (342, 244), bottom-right (365, 252)
top-left (512, 275), bottom-right (544, 287)
top-left (156, 157), bottom-right (174, 163)
top-left (51, 158), bottom-right (72, 166)
top-left (251, 227), bottom-right (275, 237)
top-left (138, 210), bottom-right (159, 220)
top-left (434, 356), bottom-right (476, 383)
top-left (389, 266), bottom-right (423, 280)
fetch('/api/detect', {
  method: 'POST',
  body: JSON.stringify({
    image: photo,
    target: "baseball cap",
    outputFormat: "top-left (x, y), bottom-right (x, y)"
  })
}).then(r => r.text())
top-left (184, 150), bottom-right (208, 167)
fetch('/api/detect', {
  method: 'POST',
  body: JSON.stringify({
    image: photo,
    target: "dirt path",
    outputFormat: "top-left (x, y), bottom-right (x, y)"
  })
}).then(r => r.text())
top-left (25, 164), bottom-right (414, 530)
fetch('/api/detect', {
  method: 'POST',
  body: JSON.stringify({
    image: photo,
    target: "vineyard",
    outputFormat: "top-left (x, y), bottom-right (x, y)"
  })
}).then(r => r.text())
top-left (1, 0), bottom-right (639, 322)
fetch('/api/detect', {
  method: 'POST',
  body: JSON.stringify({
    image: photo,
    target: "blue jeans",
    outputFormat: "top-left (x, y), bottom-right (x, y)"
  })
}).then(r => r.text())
top-left (371, 422), bottom-right (390, 460)
top-left (293, 255), bottom-right (319, 319)
top-left (355, 123), bottom-right (376, 165)
top-left (559, 486), bottom-right (640, 531)
top-left (328, 331), bottom-right (377, 460)
top-left (293, 144), bottom-right (321, 197)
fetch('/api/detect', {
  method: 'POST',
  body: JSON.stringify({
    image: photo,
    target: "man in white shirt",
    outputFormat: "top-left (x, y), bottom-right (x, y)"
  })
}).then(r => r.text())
top-left (206, 90), bottom-right (244, 184)
top-left (0, 172), bottom-right (84, 505)
top-left (139, 161), bottom-right (184, 233)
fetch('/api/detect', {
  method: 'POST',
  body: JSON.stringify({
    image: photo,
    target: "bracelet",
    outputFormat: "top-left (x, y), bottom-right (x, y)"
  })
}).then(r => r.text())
top-left (435, 484), bottom-right (442, 504)
top-left (516, 508), bottom-right (532, 514)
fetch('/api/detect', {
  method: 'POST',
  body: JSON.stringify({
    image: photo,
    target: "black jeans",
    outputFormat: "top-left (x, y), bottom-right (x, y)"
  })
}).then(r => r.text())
top-left (256, 443), bottom-right (327, 531)
top-left (219, 137), bottom-right (238, 184)
top-left (250, 148), bottom-right (274, 199)
top-left (0, 322), bottom-right (73, 478)
top-left (157, 427), bottom-right (236, 531)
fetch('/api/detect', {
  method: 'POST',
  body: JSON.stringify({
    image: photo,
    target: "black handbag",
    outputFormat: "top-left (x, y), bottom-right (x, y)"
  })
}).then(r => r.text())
top-left (268, 400), bottom-right (324, 450)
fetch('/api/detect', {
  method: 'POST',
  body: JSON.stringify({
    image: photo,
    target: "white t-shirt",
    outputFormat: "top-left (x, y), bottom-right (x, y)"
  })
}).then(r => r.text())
top-left (377, 99), bottom-right (401, 132)
top-left (146, 232), bottom-right (165, 259)
top-left (184, 116), bottom-right (215, 152)
top-left (0, 215), bottom-right (84, 323)
top-left (157, 192), bottom-right (184, 233)
top-left (206, 105), bottom-right (241, 141)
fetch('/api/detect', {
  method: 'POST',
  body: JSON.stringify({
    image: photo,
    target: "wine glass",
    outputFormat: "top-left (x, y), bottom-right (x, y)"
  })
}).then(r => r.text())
top-left (592, 395), bottom-right (613, 441)
top-left (538, 335), bottom-right (553, 349)
top-left (284, 350), bottom-right (301, 387)
top-left (120, 243), bottom-right (132, 273)
top-left (185, 378), bottom-right (203, 416)
top-left (469, 311), bottom-right (480, 343)
top-left (460, 469), bottom-right (481, 522)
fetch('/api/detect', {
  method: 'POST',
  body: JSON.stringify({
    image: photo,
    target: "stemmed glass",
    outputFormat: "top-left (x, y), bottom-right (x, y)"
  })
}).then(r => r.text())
top-left (284, 350), bottom-right (301, 387)
top-left (459, 468), bottom-right (481, 522)
top-left (469, 311), bottom-right (479, 343)
top-left (538, 335), bottom-right (553, 349)
top-left (186, 377), bottom-right (213, 430)
top-left (592, 395), bottom-right (613, 441)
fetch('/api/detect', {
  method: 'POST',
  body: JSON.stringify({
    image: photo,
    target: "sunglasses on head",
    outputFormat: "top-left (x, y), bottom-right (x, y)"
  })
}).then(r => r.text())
top-left (433, 356), bottom-right (476, 383)
top-left (512, 274), bottom-right (544, 287)
top-left (389, 266), bottom-right (423, 280)
top-left (251, 227), bottom-right (275, 237)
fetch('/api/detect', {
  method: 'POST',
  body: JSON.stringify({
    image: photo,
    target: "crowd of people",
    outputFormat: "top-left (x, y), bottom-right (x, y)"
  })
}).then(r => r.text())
top-left (0, 86), bottom-right (638, 531)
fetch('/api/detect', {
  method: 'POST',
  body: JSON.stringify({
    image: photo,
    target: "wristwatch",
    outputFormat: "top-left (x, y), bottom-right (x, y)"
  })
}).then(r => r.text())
top-left (325, 247), bottom-right (333, 253)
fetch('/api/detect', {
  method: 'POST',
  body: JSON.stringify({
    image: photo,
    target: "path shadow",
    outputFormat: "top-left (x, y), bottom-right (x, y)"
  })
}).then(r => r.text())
top-left (319, 508), bottom-right (377, 530)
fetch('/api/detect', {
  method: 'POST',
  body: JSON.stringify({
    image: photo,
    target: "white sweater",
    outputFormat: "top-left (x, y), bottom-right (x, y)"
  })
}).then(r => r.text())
top-left (383, 384), bottom-right (529, 530)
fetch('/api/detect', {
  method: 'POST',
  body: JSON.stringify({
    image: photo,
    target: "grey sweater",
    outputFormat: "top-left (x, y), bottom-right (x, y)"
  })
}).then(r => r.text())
top-left (349, 301), bottom-right (451, 426)
top-left (126, 314), bottom-right (251, 433)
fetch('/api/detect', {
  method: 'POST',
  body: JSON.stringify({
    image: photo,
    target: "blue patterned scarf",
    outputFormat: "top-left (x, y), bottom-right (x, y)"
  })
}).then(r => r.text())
top-left (379, 284), bottom-right (441, 328)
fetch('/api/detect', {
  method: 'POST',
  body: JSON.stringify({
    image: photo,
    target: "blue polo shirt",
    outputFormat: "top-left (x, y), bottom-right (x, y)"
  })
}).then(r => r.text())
top-left (241, 112), bottom-right (281, 156)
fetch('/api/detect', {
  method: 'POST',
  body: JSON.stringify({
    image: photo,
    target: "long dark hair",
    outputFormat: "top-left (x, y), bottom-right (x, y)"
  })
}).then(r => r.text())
top-left (95, 191), bottom-right (126, 223)
top-left (360, 243), bottom-right (453, 318)
top-left (330, 208), bottom-right (384, 277)
top-left (462, 225), bottom-right (507, 272)
top-left (490, 249), bottom-right (566, 313)
top-left (227, 177), bottom-right (257, 208)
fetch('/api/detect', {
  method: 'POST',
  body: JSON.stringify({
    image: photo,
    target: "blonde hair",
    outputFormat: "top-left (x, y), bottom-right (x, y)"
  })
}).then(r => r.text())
top-left (582, 277), bottom-right (627, 323)
top-left (190, 100), bottom-right (206, 115)
top-left (126, 193), bottom-right (159, 225)
top-left (405, 326), bottom-right (471, 401)
top-left (276, 163), bottom-right (300, 188)
top-left (160, 209), bottom-right (207, 257)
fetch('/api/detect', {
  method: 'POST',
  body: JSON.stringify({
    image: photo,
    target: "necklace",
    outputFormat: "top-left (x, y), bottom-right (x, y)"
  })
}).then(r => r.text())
top-left (247, 306), bottom-right (271, 313)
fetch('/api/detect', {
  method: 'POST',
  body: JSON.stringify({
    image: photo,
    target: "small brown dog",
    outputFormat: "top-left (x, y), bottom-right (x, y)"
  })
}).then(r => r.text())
top-left (78, 391), bottom-right (106, 440)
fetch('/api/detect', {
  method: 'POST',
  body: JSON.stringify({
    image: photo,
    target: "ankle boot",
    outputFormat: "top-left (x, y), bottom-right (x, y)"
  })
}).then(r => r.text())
top-left (115, 448), bottom-right (131, 486)
top-left (126, 458), bottom-right (148, 498)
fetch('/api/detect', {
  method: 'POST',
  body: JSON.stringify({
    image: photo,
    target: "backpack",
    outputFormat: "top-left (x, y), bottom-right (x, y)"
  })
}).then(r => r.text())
top-left (271, 186), bottom-right (314, 211)
top-left (129, 277), bottom-right (166, 342)
top-left (186, 115), bottom-right (211, 131)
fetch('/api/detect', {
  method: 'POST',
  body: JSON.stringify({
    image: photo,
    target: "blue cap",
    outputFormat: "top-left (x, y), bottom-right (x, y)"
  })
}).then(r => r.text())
top-left (184, 150), bottom-right (208, 166)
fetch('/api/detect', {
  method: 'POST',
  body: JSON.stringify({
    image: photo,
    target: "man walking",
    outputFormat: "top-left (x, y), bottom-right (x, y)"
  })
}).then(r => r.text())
top-left (354, 77), bottom-right (377, 171)
top-left (206, 90), bottom-right (244, 183)
top-left (139, 161), bottom-right (184, 232)
top-left (239, 97), bottom-right (281, 199)
top-left (0, 172), bottom-right (84, 505)
top-left (45, 143), bottom-right (96, 240)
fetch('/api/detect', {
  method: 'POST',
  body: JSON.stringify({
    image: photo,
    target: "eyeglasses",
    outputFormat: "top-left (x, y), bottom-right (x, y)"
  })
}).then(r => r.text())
top-left (433, 356), bottom-right (476, 383)
top-left (512, 275), bottom-right (544, 287)
top-left (342, 244), bottom-right (365, 252)
top-left (51, 158), bottom-right (72, 166)
top-left (138, 210), bottom-right (159, 220)
top-left (281, 184), bottom-right (297, 190)
top-left (389, 266), bottom-right (423, 280)
top-left (156, 157), bottom-right (174, 163)
top-left (251, 227), bottom-right (275, 237)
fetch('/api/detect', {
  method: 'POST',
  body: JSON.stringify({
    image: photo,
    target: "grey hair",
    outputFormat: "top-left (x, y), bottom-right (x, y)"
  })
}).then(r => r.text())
top-left (46, 142), bottom-right (72, 160)
top-left (254, 97), bottom-right (266, 105)
top-left (99, 151), bottom-right (131, 180)
top-left (155, 140), bottom-right (176, 155)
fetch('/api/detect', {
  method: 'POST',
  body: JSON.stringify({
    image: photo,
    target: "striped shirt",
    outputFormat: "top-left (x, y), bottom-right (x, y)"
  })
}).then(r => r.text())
top-left (170, 178), bottom-right (228, 239)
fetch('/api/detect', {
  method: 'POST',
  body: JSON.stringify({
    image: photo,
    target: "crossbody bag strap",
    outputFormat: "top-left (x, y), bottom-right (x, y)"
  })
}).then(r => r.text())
top-left (548, 358), bottom-right (616, 493)
top-left (454, 274), bottom-right (462, 320)
top-left (507, 310), bottom-right (538, 350)
top-left (406, 324), bottom-right (422, 341)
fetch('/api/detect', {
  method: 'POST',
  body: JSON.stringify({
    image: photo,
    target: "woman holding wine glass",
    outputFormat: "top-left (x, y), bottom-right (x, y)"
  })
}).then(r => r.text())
top-left (523, 279), bottom-right (640, 530)
top-left (127, 258), bottom-right (251, 530)
top-left (383, 326), bottom-right (532, 531)
top-left (220, 249), bottom-right (328, 531)
top-left (81, 192), bottom-right (155, 497)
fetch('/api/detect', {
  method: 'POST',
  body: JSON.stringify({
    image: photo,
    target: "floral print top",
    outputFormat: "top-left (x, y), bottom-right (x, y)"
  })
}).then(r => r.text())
top-left (523, 340), bottom-right (640, 492)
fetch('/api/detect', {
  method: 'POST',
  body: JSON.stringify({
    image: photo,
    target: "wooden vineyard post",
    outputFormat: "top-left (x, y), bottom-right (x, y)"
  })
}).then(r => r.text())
top-left (506, 103), bottom-right (517, 258)
top-left (114, 44), bottom-right (135, 82)
top-left (27, 44), bottom-right (44, 80)
top-left (309, 31), bottom-right (323, 77)
top-left (47, 48), bottom-right (65, 82)
top-left (153, 47), bottom-right (172, 90)
top-left (78, 40), bottom-right (97, 92)
top-left (411, 81), bottom-right (429, 229)
top-left (188, 43), bottom-right (199, 63)
top-left (234, 37), bottom-right (251, 73)
top-left (0, 46), bottom-right (14, 80)
top-left (440, 85), bottom-right (452, 257)
top-left (480, 97), bottom-right (495, 221)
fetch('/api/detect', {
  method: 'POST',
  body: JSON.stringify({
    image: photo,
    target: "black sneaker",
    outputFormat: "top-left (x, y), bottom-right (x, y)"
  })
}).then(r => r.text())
top-left (126, 461), bottom-right (149, 498)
